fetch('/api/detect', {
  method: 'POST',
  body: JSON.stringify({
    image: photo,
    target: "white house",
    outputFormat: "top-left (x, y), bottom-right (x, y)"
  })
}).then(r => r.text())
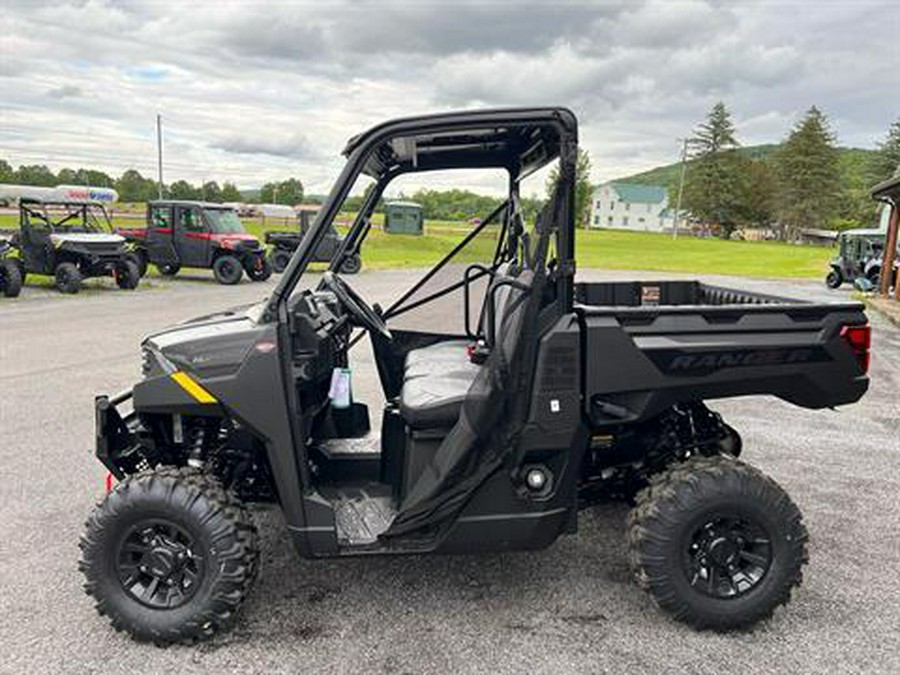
top-left (590, 182), bottom-right (675, 232)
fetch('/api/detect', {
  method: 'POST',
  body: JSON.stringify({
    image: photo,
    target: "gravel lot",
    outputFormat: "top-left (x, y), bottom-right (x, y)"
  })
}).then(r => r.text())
top-left (0, 269), bottom-right (897, 675)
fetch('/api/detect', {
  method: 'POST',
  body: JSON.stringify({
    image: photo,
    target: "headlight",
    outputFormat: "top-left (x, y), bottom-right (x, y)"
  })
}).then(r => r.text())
top-left (141, 342), bottom-right (176, 378)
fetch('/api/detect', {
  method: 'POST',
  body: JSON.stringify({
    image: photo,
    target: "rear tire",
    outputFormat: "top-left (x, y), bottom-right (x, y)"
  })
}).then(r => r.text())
top-left (270, 250), bottom-right (291, 273)
top-left (825, 270), bottom-right (842, 289)
top-left (79, 467), bottom-right (259, 644)
top-left (627, 455), bottom-right (808, 631)
top-left (115, 260), bottom-right (141, 290)
top-left (157, 263), bottom-right (180, 277)
top-left (1, 260), bottom-right (23, 297)
top-left (55, 262), bottom-right (82, 294)
top-left (340, 254), bottom-right (362, 275)
top-left (213, 255), bottom-right (243, 285)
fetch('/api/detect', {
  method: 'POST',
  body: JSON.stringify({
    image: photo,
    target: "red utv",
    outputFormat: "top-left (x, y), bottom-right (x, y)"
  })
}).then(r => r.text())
top-left (119, 200), bottom-right (272, 285)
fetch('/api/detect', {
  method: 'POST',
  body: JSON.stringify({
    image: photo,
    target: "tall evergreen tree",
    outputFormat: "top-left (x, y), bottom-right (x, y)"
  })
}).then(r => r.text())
top-left (868, 118), bottom-right (900, 184)
top-left (736, 157), bottom-right (777, 228)
top-left (682, 102), bottom-right (743, 238)
top-left (775, 106), bottom-right (841, 239)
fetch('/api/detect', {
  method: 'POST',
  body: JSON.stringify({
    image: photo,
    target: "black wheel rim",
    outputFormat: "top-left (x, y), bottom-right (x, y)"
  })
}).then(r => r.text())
top-left (220, 260), bottom-right (237, 280)
top-left (116, 520), bottom-right (205, 609)
top-left (684, 513), bottom-right (772, 599)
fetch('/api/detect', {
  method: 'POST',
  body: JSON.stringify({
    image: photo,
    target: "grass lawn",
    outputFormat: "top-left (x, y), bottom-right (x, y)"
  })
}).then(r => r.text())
top-left (249, 215), bottom-right (833, 279)
top-left (1, 210), bottom-right (833, 280)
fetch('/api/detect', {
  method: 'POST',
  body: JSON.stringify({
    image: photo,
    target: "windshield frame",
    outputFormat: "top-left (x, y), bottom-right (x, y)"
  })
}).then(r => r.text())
top-left (203, 207), bottom-right (245, 234)
top-left (266, 109), bottom-right (578, 321)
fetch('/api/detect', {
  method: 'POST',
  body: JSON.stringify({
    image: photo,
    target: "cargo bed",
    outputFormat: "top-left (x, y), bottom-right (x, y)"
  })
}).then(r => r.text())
top-left (574, 280), bottom-right (869, 426)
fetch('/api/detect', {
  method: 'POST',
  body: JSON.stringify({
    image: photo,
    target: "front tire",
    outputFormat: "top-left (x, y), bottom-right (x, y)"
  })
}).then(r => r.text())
top-left (1, 260), bottom-right (22, 297)
top-left (79, 467), bottom-right (259, 644)
top-left (55, 262), bottom-right (82, 294)
top-left (627, 455), bottom-right (808, 631)
top-left (115, 260), bottom-right (141, 290)
top-left (825, 269), bottom-right (842, 289)
top-left (213, 255), bottom-right (243, 285)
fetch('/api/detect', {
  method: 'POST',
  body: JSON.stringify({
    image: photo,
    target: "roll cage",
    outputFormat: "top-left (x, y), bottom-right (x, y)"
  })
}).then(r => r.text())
top-left (266, 108), bottom-right (579, 321)
top-left (19, 198), bottom-right (114, 234)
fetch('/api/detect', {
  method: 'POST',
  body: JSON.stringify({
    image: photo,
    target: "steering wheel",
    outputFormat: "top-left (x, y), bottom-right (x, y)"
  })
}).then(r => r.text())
top-left (321, 271), bottom-right (392, 340)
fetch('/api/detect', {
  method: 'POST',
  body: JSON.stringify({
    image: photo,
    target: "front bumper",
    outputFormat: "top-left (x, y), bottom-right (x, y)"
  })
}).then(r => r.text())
top-left (95, 389), bottom-right (138, 479)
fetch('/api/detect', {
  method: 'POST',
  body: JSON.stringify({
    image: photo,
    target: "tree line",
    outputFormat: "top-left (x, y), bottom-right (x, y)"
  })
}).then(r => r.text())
top-left (0, 160), bottom-right (305, 206)
top-left (681, 104), bottom-right (899, 239)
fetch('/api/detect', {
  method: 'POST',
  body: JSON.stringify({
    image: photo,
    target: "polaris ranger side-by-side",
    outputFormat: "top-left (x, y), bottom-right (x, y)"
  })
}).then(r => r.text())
top-left (81, 109), bottom-right (871, 644)
top-left (118, 201), bottom-right (272, 285)
top-left (0, 198), bottom-right (140, 294)
top-left (266, 207), bottom-right (362, 274)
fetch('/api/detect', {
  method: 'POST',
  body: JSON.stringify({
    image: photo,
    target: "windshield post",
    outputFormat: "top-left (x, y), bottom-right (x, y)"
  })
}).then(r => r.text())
top-left (268, 144), bottom-right (371, 318)
top-left (330, 172), bottom-right (390, 273)
top-left (556, 133), bottom-right (578, 313)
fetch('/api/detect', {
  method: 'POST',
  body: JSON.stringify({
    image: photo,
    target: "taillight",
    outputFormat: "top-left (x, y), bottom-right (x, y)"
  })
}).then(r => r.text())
top-left (840, 324), bottom-right (871, 373)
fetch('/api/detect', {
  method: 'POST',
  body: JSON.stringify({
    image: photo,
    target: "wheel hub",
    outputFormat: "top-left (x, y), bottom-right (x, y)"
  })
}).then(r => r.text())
top-left (707, 536), bottom-right (738, 567)
top-left (116, 521), bottom-right (204, 608)
top-left (686, 515), bottom-right (772, 599)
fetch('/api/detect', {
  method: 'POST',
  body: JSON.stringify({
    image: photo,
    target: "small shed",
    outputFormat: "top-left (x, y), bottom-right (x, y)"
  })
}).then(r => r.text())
top-left (384, 201), bottom-right (423, 234)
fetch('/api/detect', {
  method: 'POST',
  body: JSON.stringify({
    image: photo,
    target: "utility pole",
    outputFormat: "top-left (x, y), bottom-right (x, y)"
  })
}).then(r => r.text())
top-left (673, 137), bottom-right (688, 240)
top-left (156, 114), bottom-right (164, 199)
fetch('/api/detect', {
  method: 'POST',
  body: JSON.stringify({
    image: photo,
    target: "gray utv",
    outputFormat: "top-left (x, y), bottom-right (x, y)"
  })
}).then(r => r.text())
top-left (82, 108), bottom-right (870, 644)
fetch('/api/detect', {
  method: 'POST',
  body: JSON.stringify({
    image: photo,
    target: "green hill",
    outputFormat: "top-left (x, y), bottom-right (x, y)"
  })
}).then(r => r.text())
top-left (610, 144), bottom-right (876, 193)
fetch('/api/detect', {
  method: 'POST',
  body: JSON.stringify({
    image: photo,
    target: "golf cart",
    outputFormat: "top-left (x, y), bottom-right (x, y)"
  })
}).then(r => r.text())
top-left (82, 108), bottom-right (871, 644)
top-left (118, 201), bottom-right (272, 285)
top-left (0, 198), bottom-right (140, 294)
top-left (0, 239), bottom-right (23, 297)
top-left (825, 228), bottom-right (891, 289)
top-left (265, 207), bottom-right (361, 274)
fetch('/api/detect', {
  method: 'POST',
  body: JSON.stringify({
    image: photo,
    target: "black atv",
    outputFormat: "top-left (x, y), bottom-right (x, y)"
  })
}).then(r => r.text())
top-left (83, 108), bottom-right (871, 644)
top-left (0, 239), bottom-right (23, 298)
top-left (266, 207), bottom-right (361, 274)
top-left (0, 199), bottom-right (140, 294)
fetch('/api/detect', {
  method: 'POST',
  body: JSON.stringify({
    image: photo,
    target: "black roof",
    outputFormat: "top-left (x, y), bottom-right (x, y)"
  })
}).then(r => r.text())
top-left (342, 107), bottom-right (577, 180)
top-left (871, 174), bottom-right (900, 202)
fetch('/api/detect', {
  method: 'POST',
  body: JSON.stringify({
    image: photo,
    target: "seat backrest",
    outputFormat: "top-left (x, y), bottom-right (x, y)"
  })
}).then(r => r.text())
top-left (483, 261), bottom-right (515, 347)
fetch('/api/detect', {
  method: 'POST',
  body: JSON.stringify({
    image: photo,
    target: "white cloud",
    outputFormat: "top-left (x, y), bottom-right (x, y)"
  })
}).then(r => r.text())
top-left (0, 0), bottom-right (897, 193)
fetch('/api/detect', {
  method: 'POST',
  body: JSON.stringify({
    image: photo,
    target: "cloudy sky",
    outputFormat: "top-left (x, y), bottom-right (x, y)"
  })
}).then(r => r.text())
top-left (1, 0), bottom-right (898, 197)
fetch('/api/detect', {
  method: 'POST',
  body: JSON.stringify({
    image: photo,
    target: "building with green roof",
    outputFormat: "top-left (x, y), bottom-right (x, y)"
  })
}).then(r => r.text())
top-left (590, 182), bottom-right (675, 232)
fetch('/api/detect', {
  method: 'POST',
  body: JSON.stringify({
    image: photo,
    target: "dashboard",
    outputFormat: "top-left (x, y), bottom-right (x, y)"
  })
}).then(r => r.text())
top-left (288, 289), bottom-right (349, 388)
